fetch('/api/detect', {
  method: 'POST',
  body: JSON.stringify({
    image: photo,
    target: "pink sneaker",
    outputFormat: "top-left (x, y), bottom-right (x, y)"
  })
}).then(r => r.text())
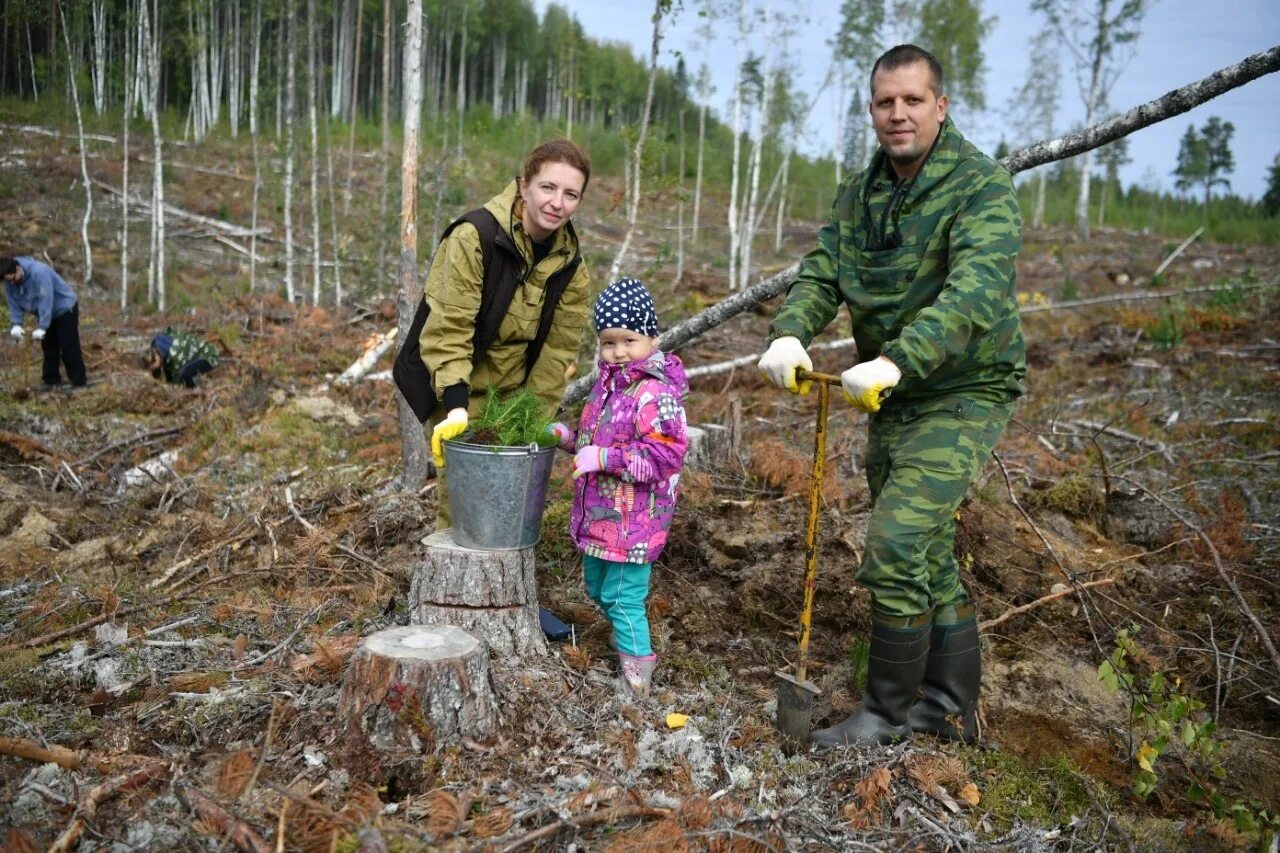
top-left (619, 653), bottom-right (658, 697)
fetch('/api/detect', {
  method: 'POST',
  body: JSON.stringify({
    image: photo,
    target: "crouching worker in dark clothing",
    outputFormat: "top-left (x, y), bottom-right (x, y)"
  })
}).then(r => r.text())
top-left (2, 255), bottom-right (88, 390)
top-left (145, 329), bottom-right (219, 388)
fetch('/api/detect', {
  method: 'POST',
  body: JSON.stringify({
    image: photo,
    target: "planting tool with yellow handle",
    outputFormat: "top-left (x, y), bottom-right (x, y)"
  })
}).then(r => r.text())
top-left (775, 367), bottom-right (841, 750)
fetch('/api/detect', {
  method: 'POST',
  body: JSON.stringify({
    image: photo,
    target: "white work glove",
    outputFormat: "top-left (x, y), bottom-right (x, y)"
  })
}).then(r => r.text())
top-left (31, 328), bottom-right (45, 342)
top-left (757, 336), bottom-right (813, 395)
top-left (841, 356), bottom-right (902, 414)
top-left (430, 408), bottom-right (469, 468)
top-left (9, 325), bottom-right (23, 342)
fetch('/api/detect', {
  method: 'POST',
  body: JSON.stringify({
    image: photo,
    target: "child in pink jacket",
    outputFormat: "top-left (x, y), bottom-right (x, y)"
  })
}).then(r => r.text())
top-left (551, 278), bottom-right (689, 697)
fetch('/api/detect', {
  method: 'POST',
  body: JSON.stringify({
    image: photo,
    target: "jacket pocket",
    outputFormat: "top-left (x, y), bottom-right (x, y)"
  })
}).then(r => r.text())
top-left (857, 241), bottom-right (924, 293)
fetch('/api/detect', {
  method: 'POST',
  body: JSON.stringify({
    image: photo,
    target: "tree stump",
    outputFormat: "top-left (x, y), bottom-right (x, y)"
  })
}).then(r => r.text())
top-left (408, 530), bottom-right (547, 659)
top-left (337, 625), bottom-right (497, 753)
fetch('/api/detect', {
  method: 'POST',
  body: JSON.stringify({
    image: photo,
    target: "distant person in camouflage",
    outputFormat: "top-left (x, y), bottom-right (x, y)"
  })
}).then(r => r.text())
top-left (757, 44), bottom-right (1026, 747)
top-left (145, 329), bottom-right (220, 388)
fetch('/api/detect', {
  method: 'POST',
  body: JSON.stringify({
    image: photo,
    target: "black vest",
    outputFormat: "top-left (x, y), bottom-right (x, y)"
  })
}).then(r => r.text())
top-left (392, 208), bottom-right (582, 423)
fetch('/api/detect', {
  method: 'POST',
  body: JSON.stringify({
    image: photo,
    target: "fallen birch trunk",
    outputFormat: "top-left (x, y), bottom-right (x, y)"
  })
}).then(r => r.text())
top-left (333, 327), bottom-right (398, 386)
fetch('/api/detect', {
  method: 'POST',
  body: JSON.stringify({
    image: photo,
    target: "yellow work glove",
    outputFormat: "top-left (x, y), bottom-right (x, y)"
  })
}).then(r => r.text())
top-left (840, 356), bottom-right (901, 414)
top-left (430, 408), bottom-right (469, 468)
top-left (757, 336), bottom-right (813, 395)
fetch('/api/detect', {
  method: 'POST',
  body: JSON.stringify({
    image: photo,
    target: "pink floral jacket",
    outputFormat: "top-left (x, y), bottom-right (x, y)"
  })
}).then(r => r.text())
top-left (561, 350), bottom-right (689, 564)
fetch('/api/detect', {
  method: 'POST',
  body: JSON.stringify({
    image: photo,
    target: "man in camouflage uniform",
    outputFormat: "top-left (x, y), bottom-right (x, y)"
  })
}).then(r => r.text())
top-left (758, 45), bottom-right (1025, 747)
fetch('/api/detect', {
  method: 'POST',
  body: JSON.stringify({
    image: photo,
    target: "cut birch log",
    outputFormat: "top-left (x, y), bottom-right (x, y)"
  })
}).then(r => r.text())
top-left (408, 531), bottom-right (546, 659)
top-left (337, 625), bottom-right (497, 752)
top-left (333, 326), bottom-right (398, 386)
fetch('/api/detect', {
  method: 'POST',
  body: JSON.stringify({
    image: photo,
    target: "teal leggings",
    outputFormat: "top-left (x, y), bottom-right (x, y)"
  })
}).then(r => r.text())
top-left (583, 554), bottom-right (652, 656)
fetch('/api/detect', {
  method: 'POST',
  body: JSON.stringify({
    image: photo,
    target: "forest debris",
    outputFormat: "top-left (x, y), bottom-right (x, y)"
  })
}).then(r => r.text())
top-left (1153, 225), bottom-right (1206, 277)
top-left (840, 766), bottom-right (893, 829)
top-left (47, 761), bottom-right (169, 853)
top-left (333, 327), bottom-right (398, 387)
top-left (118, 449), bottom-right (180, 490)
top-left (178, 785), bottom-right (272, 853)
top-left (0, 429), bottom-right (66, 462)
top-left (0, 736), bottom-right (87, 771)
top-left (979, 578), bottom-right (1117, 631)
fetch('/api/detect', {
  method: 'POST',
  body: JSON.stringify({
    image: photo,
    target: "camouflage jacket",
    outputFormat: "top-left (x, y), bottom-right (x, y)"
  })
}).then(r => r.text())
top-left (160, 330), bottom-right (219, 383)
top-left (768, 118), bottom-right (1026, 404)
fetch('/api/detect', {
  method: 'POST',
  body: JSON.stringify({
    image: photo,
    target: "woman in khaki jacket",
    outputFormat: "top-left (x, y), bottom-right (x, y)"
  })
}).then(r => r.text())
top-left (424, 138), bottom-right (593, 529)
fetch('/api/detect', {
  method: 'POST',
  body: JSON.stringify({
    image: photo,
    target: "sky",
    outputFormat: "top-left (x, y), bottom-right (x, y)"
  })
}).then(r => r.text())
top-left (532, 0), bottom-right (1280, 200)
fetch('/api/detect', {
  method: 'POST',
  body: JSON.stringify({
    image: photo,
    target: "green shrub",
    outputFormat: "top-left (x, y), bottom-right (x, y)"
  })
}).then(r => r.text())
top-left (1144, 309), bottom-right (1183, 350)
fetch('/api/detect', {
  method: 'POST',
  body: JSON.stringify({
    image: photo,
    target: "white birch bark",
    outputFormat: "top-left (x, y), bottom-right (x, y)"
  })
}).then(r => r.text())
top-left (208, 2), bottom-right (223, 129)
top-left (455, 1), bottom-right (468, 159)
top-left (146, 0), bottom-right (165, 310)
top-left (249, 0), bottom-right (262, 293)
top-left (692, 70), bottom-right (708, 246)
top-left (606, 0), bottom-right (665, 284)
top-left (377, 0), bottom-right (392, 277)
top-left (397, 0), bottom-right (431, 490)
top-left (491, 34), bottom-right (506, 118)
top-left (306, 0), bottom-right (322, 305)
top-left (91, 0), bottom-right (107, 114)
top-left (738, 1), bottom-right (773, 291)
top-left (121, 0), bottom-right (133, 310)
top-left (343, 0), bottom-right (364, 217)
top-left (283, 0), bottom-right (298, 303)
top-left (725, 0), bottom-right (748, 290)
top-left (774, 147), bottom-right (790, 252)
top-left (229, 0), bottom-right (241, 138)
top-left (25, 19), bottom-right (39, 101)
top-left (59, 5), bottom-right (94, 286)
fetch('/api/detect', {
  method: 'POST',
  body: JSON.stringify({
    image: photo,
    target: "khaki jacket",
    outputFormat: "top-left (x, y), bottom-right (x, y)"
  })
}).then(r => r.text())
top-left (420, 181), bottom-right (592, 411)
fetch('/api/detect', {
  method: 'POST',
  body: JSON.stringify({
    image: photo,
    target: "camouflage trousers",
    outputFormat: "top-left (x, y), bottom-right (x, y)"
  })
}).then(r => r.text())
top-left (857, 395), bottom-right (1014, 619)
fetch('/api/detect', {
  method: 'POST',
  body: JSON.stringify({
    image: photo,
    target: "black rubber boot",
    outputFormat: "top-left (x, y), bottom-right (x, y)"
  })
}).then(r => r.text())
top-left (811, 616), bottom-right (931, 748)
top-left (907, 604), bottom-right (980, 742)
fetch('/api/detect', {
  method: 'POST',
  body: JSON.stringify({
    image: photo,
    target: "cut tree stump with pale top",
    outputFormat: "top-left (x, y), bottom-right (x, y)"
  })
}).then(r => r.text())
top-left (337, 625), bottom-right (497, 752)
top-left (409, 530), bottom-right (547, 659)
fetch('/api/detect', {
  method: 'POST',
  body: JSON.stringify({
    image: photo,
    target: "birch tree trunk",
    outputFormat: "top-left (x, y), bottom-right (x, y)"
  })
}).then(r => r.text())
top-left (774, 147), bottom-right (790, 253)
top-left (606, 0), bottom-right (665, 284)
top-left (120, 0), bottom-right (133, 310)
top-left (725, 0), bottom-right (748, 290)
top-left (90, 0), bottom-right (107, 114)
top-left (377, 0), bottom-right (392, 278)
top-left (455, 1), bottom-right (468, 159)
top-left (146, 0), bottom-right (165, 310)
top-left (343, 0), bottom-right (364, 217)
top-left (491, 34), bottom-right (506, 118)
top-left (283, 0), bottom-right (298, 303)
top-left (26, 19), bottom-right (39, 101)
top-left (249, 0), bottom-right (262, 293)
top-left (60, 5), bottom-right (94, 287)
top-left (307, 0), bottom-right (323, 305)
top-left (739, 3), bottom-right (774, 291)
top-left (693, 78), bottom-right (707, 246)
top-left (675, 104), bottom-right (685, 284)
top-left (396, 0), bottom-right (432, 491)
top-left (229, 0), bottom-right (241, 138)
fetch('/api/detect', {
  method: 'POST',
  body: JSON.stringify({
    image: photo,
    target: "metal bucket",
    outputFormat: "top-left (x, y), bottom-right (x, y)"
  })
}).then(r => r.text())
top-left (443, 439), bottom-right (557, 550)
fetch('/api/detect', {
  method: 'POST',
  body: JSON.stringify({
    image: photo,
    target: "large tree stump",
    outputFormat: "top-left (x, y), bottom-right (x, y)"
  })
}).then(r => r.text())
top-left (408, 531), bottom-right (547, 659)
top-left (337, 625), bottom-right (497, 753)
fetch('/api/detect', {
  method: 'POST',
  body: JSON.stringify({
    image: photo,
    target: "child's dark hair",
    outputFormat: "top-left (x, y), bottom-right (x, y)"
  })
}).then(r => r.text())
top-left (0, 258), bottom-right (17, 277)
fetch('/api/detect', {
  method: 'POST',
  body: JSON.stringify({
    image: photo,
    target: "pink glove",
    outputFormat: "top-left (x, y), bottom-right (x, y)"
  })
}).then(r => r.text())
top-left (548, 422), bottom-right (573, 445)
top-left (573, 446), bottom-right (609, 478)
